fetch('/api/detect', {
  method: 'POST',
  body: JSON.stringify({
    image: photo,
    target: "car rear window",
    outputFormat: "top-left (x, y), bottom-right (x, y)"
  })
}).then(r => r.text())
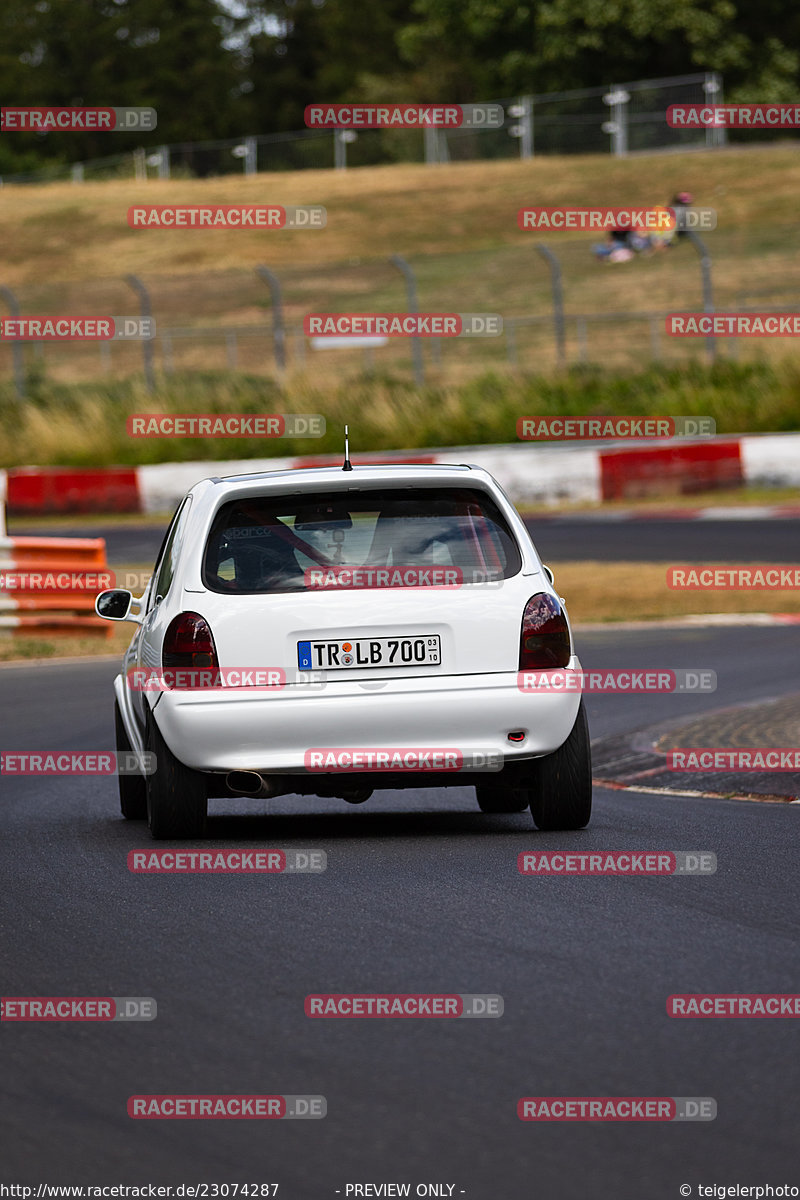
top-left (202, 487), bottom-right (522, 594)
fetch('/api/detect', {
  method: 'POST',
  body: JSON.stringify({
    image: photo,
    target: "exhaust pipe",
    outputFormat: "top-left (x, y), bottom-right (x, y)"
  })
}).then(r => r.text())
top-left (227, 770), bottom-right (262, 795)
top-left (226, 770), bottom-right (288, 800)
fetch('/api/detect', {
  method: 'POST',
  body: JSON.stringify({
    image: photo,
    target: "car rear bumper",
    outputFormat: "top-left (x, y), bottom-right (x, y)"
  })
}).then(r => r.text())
top-left (138, 669), bottom-right (583, 775)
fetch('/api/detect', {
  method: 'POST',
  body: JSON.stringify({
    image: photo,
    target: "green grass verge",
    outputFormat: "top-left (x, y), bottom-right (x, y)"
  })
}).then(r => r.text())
top-left (1, 360), bottom-right (799, 468)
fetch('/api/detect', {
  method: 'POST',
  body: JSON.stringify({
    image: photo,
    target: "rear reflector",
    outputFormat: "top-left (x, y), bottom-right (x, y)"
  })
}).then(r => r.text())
top-left (519, 593), bottom-right (570, 670)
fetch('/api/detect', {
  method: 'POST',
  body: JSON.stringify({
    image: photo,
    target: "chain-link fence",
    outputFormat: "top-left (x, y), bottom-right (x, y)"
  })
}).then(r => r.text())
top-left (0, 73), bottom-right (725, 186)
top-left (4, 215), bottom-right (800, 393)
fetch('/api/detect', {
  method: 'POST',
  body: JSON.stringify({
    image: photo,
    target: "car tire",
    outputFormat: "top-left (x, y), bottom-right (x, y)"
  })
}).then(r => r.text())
top-left (115, 699), bottom-right (147, 820)
top-left (475, 786), bottom-right (530, 814)
top-left (525, 700), bottom-right (592, 830)
top-left (145, 707), bottom-right (208, 839)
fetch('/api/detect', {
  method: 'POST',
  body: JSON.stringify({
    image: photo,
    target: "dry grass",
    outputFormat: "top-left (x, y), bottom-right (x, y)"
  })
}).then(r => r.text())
top-left (3, 147), bottom-right (800, 281)
top-left (2, 145), bottom-right (800, 384)
top-left (553, 561), bottom-right (800, 622)
top-left (0, 622), bottom-right (131, 663)
top-left (522, 485), bottom-right (800, 514)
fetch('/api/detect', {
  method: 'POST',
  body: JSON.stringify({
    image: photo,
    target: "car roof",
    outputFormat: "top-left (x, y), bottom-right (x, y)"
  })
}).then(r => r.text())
top-left (190, 463), bottom-right (497, 501)
top-left (213, 463), bottom-right (475, 486)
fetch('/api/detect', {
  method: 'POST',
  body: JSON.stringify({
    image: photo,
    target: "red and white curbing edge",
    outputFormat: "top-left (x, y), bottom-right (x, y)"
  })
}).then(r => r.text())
top-left (2, 433), bottom-right (800, 517)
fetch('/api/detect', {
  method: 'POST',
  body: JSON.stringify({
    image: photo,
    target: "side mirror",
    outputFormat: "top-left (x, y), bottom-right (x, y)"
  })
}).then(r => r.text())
top-left (542, 564), bottom-right (555, 586)
top-left (96, 589), bottom-right (138, 622)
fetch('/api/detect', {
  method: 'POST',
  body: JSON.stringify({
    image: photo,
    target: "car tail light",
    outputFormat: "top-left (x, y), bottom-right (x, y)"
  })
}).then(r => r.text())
top-left (519, 593), bottom-right (570, 669)
top-left (163, 612), bottom-right (219, 671)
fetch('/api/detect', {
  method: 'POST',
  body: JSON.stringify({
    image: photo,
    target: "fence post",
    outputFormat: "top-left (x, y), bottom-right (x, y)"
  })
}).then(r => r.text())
top-left (424, 128), bottom-right (447, 165)
top-left (602, 88), bottom-right (630, 156)
top-left (389, 254), bottom-right (424, 386)
top-left (124, 274), bottom-right (156, 392)
top-left (335, 131), bottom-right (357, 170)
top-left (147, 147), bottom-right (170, 179)
top-left (255, 266), bottom-right (286, 372)
top-left (649, 314), bottom-right (661, 361)
top-left (575, 316), bottom-right (588, 362)
top-left (509, 98), bottom-right (534, 158)
top-left (685, 232), bottom-right (716, 365)
top-left (506, 319), bottom-right (518, 367)
top-left (0, 285), bottom-right (25, 399)
top-left (293, 327), bottom-right (307, 367)
top-left (535, 244), bottom-right (567, 369)
top-left (704, 73), bottom-right (726, 148)
top-left (161, 333), bottom-right (173, 374)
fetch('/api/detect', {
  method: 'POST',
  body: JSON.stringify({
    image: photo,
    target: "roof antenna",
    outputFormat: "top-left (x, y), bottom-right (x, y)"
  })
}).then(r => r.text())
top-left (342, 424), bottom-right (353, 472)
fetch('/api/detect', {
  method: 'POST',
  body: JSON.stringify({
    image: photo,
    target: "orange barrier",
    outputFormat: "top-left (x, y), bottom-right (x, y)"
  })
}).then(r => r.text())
top-left (0, 535), bottom-right (114, 637)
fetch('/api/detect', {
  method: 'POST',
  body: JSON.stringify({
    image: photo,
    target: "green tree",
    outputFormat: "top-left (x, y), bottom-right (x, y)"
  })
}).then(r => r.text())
top-left (0, 0), bottom-right (248, 173)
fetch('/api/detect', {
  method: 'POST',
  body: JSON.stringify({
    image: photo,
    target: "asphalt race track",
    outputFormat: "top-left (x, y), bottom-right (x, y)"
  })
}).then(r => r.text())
top-left (10, 516), bottom-right (800, 564)
top-left (2, 625), bottom-right (798, 1195)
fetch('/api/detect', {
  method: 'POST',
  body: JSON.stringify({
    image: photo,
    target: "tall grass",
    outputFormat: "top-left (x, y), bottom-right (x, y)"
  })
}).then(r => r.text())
top-left (1, 360), bottom-right (798, 467)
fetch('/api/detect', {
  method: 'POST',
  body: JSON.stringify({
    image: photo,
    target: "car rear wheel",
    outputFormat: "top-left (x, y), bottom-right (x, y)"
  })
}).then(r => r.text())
top-left (475, 786), bottom-right (530, 814)
top-left (115, 700), bottom-right (147, 820)
top-left (145, 708), bottom-right (208, 839)
top-left (524, 700), bottom-right (592, 830)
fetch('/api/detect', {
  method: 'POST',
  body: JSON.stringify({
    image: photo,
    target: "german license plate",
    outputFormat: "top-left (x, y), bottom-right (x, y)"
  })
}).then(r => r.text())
top-left (297, 635), bottom-right (441, 671)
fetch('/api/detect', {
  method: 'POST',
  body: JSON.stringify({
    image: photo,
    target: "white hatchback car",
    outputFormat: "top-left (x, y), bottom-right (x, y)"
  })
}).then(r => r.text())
top-left (97, 463), bottom-right (591, 838)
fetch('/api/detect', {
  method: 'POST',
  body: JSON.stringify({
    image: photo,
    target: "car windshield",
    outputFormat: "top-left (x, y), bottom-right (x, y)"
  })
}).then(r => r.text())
top-left (202, 486), bottom-right (522, 594)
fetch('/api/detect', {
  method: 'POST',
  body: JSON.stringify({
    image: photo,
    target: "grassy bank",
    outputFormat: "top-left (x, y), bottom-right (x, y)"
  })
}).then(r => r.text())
top-left (1, 146), bottom-right (800, 385)
top-left (1, 360), bottom-right (799, 468)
